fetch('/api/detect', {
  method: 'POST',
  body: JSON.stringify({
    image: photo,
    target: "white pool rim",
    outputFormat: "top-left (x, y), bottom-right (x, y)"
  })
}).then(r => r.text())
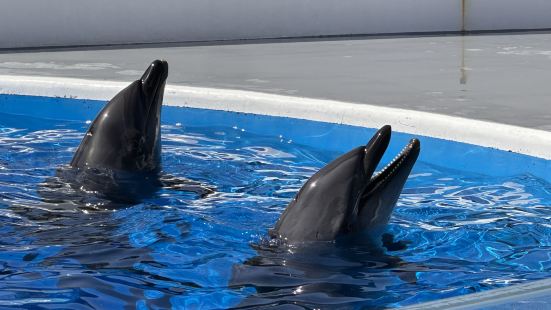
top-left (401, 277), bottom-right (551, 310)
top-left (1, 74), bottom-right (550, 160)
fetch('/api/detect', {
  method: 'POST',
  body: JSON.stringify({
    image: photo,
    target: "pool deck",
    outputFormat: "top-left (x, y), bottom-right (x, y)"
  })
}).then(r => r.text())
top-left (0, 32), bottom-right (550, 131)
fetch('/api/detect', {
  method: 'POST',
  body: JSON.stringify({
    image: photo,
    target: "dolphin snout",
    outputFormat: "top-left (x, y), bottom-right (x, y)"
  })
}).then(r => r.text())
top-left (141, 59), bottom-right (169, 96)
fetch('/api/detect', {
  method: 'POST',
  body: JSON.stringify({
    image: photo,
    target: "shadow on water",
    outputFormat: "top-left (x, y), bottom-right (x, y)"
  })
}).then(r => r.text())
top-left (16, 215), bottom-right (169, 307)
top-left (2, 180), bottom-right (201, 309)
top-left (229, 238), bottom-right (426, 309)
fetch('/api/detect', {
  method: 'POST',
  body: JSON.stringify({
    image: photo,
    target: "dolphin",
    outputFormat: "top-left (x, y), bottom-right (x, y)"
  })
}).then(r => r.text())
top-left (10, 61), bottom-right (202, 307)
top-left (39, 59), bottom-right (168, 204)
top-left (270, 125), bottom-right (420, 244)
top-left (40, 59), bottom-right (211, 206)
top-left (70, 59), bottom-right (168, 174)
top-left (229, 126), bottom-right (422, 307)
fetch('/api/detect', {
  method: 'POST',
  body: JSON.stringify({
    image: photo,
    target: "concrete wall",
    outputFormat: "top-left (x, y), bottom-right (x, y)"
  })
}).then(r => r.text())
top-left (0, 0), bottom-right (550, 49)
top-left (466, 0), bottom-right (551, 31)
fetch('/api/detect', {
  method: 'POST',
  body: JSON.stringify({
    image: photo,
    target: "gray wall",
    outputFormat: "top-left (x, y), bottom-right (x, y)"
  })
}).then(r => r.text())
top-left (0, 0), bottom-right (550, 49)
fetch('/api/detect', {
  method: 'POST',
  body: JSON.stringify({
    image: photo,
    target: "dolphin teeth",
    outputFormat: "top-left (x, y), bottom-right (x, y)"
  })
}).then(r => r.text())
top-left (372, 140), bottom-right (413, 180)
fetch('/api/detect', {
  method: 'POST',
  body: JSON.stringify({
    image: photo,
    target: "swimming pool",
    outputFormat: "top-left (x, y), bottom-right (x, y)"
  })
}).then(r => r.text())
top-left (0, 93), bottom-right (549, 309)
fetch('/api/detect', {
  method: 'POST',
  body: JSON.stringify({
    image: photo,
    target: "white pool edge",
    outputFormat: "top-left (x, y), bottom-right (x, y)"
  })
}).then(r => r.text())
top-left (400, 277), bottom-right (551, 310)
top-left (1, 74), bottom-right (551, 160)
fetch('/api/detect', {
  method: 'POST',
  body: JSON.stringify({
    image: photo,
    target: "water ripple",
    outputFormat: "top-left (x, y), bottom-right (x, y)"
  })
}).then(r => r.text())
top-left (0, 114), bottom-right (548, 309)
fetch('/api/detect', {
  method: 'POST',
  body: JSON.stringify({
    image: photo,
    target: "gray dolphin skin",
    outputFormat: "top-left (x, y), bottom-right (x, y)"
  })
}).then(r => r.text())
top-left (41, 59), bottom-right (212, 206)
top-left (269, 125), bottom-right (420, 243)
top-left (42, 60), bottom-right (170, 204)
top-left (71, 59), bottom-right (168, 173)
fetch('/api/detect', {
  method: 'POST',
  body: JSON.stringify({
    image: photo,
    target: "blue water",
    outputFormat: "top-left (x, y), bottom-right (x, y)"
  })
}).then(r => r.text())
top-left (0, 95), bottom-right (550, 309)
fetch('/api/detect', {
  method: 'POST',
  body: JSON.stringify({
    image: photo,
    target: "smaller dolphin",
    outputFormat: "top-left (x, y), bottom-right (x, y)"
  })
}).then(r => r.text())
top-left (270, 125), bottom-right (420, 244)
top-left (19, 60), bottom-right (201, 307)
top-left (49, 59), bottom-right (169, 203)
top-left (41, 60), bottom-right (211, 206)
top-left (71, 59), bottom-right (168, 173)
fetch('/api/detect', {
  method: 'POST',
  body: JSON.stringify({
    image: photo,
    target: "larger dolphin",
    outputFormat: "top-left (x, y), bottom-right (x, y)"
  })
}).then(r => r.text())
top-left (230, 126), bottom-right (422, 307)
top-left (270, 125), bottom-right (420, 244)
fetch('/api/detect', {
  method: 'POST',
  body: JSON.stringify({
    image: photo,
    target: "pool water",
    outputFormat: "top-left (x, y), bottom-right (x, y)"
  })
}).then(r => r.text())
top-left (0, 96), bottom-right (550, 309)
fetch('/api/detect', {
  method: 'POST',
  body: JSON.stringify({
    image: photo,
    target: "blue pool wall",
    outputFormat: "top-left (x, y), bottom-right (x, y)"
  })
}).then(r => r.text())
top-left (1, 94), bottom-right (550, 184)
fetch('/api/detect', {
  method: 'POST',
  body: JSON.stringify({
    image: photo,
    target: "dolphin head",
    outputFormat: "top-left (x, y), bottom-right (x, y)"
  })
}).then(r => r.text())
top-left (352, 126), bottom-right (420, 235)
top-left (70, 60), bottom-right (168, 173)
top-left (270, 125), bottom-right (420, 243)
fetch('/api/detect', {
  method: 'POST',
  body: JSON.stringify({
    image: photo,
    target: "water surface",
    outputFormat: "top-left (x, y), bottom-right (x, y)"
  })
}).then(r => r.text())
top-left (0, 109), bottom-right (549, 309)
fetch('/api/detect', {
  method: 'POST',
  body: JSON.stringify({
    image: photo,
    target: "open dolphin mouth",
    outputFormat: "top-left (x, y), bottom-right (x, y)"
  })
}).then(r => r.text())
top-left (369, 138), bottom-right (420, 188)
top-left (350, 125), bottom-right (421, 232)
top-left (358, 125), bottom-right (420, 192)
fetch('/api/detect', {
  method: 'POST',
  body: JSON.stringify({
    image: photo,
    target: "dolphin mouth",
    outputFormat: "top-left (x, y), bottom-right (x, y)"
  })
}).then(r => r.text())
top-left (370, 138), bottom-right (420, 185)
top-left (346, 126), bottom-right (420, 233)
top-left (360, 126), bottom-right (421, 198)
